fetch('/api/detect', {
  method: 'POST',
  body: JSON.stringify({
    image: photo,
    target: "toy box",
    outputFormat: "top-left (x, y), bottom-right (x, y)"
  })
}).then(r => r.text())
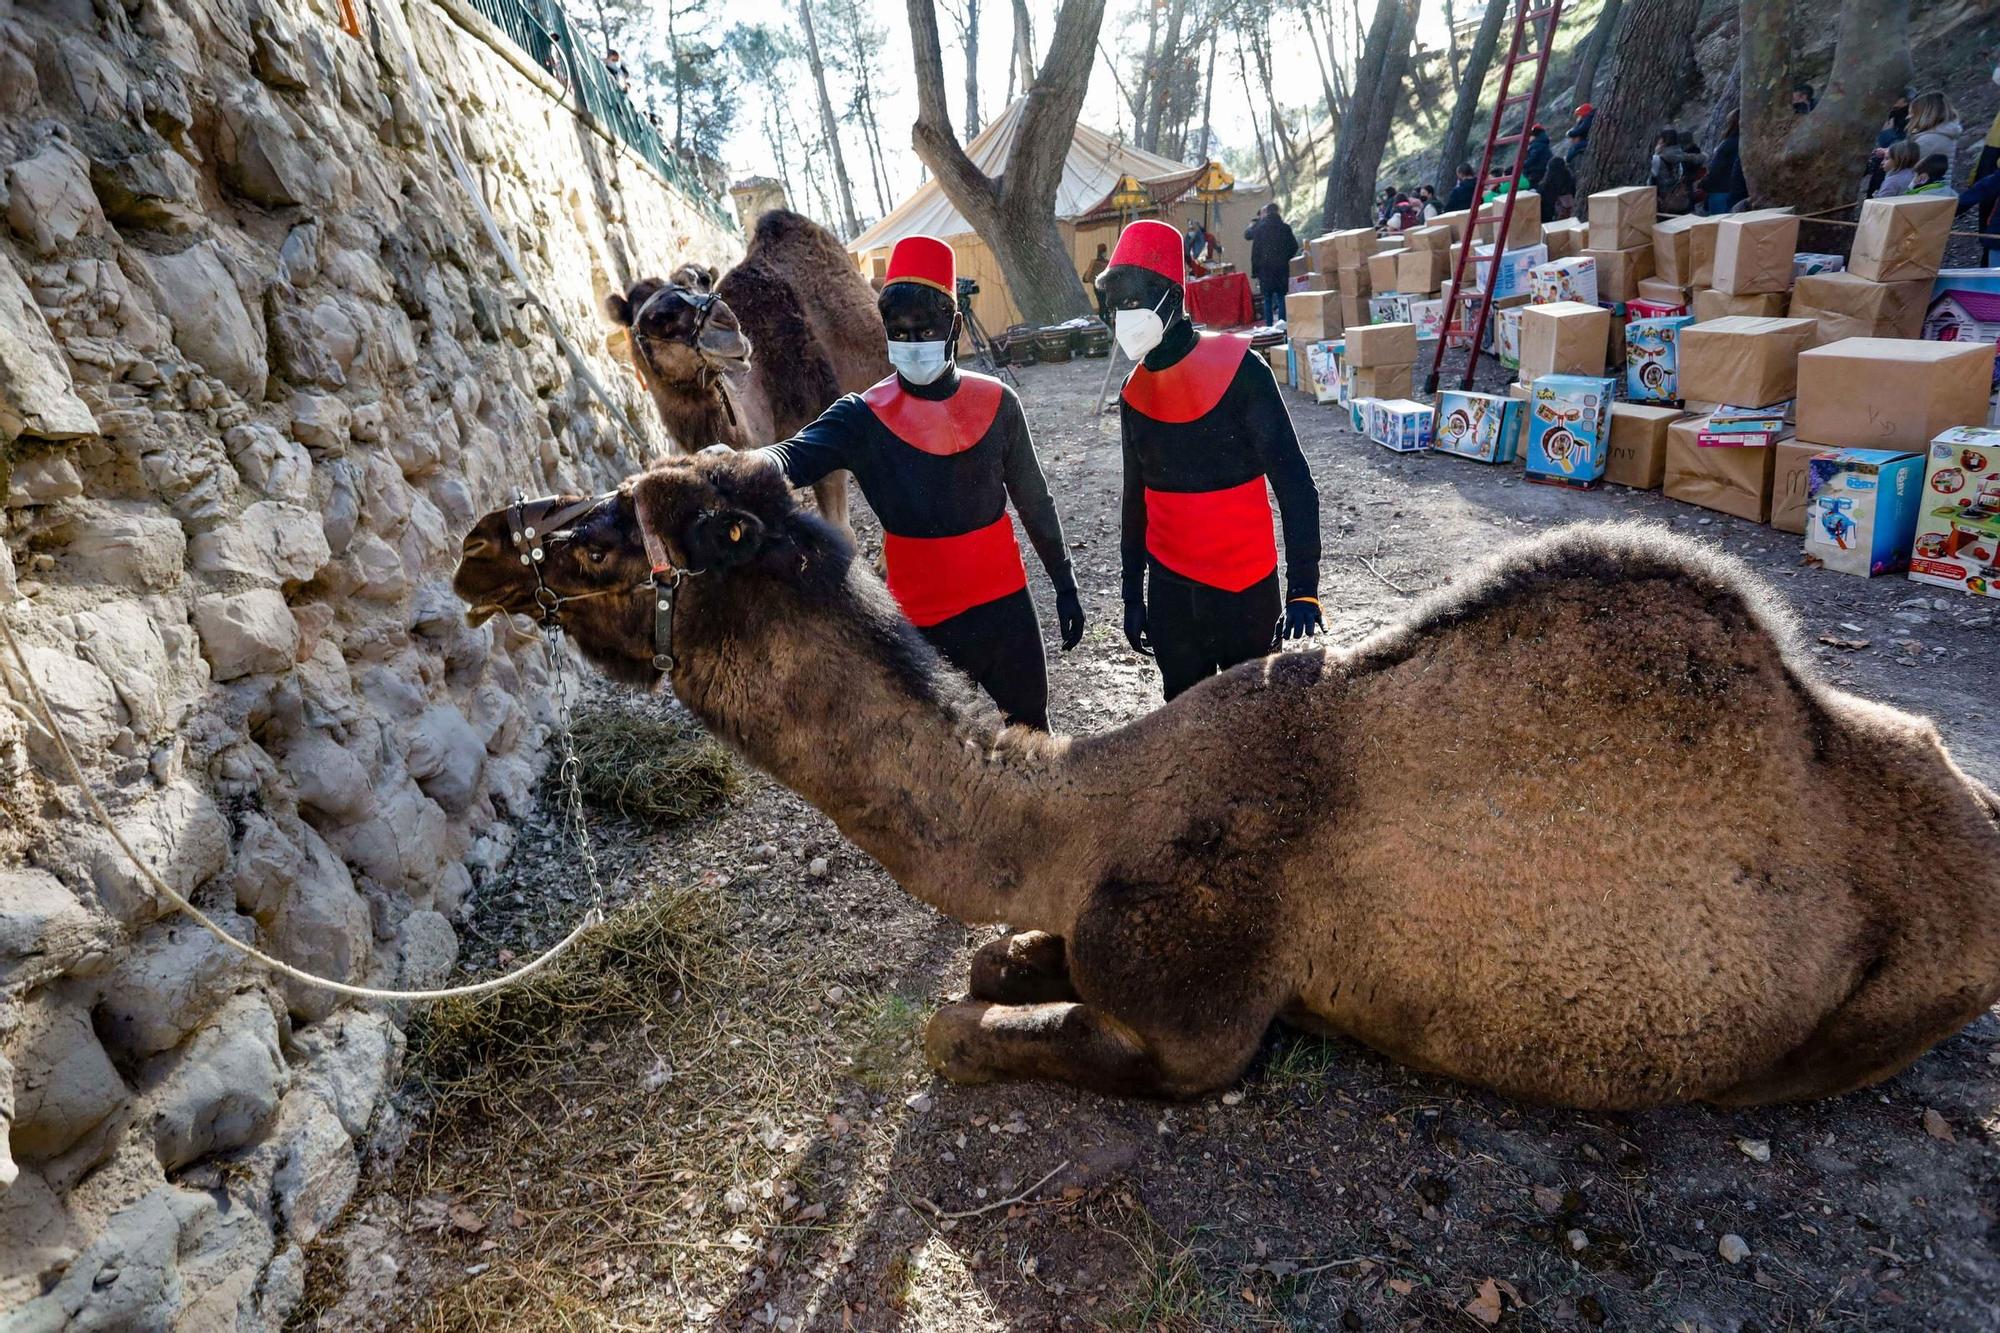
top-left (1627, 296), bottom-right (1689, 322)
top-left (1803, 449), bottom-right (1923, 576)
top-left (1524, 374), bottom-right (1617, 487)
top-left (1793, 252), bottom-right (1846, 279)
top-left (1529, 256), bottom-right (1599, 306)
top-left (1433, 390), bottom-right (1523, 463)
top-left (1409, 297), bottom-right (1447, 342)
top-left (1496, 306), bottom-right (1524, 370)
top-left (1369, 293), bottom-right (1413, 324)
top-left (1306, 340), bottom-right (1344, 404)
top-left (1369, 398), bottom-right (1434, 453)
top-left (1921, 268), bottom-right (2000, 427)
top-left (1349, 395), bottom-right (1376, 435)
top-left (1625, 314), bottom-right (1694, 405)
top-left (1907, 425), bottom-right (2000, 598)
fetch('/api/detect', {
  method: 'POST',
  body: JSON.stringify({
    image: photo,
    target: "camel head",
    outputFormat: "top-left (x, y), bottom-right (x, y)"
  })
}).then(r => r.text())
top-left (605, 274), bottom-right (751, 393)
top-left (453, 452), bottom-right (836, 689)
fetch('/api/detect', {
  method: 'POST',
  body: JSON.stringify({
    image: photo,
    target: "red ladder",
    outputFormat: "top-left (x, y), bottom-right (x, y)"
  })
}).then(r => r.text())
top-left (1425, 0), bottom-right (1568, 395)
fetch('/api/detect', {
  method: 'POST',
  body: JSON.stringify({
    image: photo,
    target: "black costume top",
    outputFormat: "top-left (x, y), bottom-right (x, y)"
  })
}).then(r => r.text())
top-left (763, 370), bottom-right (1071, 627)
top-left (1119, 331), bottom-right (1320, 603)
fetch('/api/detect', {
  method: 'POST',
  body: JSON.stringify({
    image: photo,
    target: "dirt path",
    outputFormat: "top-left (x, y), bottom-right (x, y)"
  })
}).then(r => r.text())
top-left (301, 356), bottom-right (2000, 1333)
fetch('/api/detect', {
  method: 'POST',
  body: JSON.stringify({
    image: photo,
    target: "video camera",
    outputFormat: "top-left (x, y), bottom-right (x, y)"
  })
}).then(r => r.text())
top-left (955, 276), bottom-right (980, 298)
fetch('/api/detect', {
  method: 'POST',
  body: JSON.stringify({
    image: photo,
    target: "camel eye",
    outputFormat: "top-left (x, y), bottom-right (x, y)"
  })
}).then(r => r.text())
top-left (588, 549), bottom-right (606, 564)
top-left (728, 523), bottom-right (742, 543)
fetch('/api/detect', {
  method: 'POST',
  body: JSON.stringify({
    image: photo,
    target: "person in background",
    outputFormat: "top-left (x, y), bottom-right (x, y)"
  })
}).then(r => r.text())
top-left (1952, 161), bottom-right (2000, 266)
top-left (1909, 153), bottom-right (1953, 195)
top-left (1792, 82), bottom-right (1816, 114)
top-left (1416, 184), bottom-right (1441, 220)
top-left (1376, 187), bottom-right (1398, 228)
top-left (756, 235), bottom-right (1084, 730)
top-left (1704, 110), bottom-right (1747, 214)
top-left (1444, 162), bottom-right (1477, 212)
top-left (1874, 140), bottom-right (1922, 198)
top-left (1538, 152), bottom-right (1576, 221)
top-left (604, 48), bottom-right (629, 91)
top-left (1084, 242), bottom-right (1111, 322)
top-left (1909, 92), bottom-right (1966, 186)
top-left (1387, 191), bottom-right (1424, 231)
top-left (1650, 128), bottom-right (1706, 215)
top-left (1565, 103), bottom-right (1594, 160)
top-left (1521, 125), bottom-right (1553, 186)
top-left (1243, 202), bottom-right (1300, 327)
top-left (1976, 57), bottom-right (2000, 259)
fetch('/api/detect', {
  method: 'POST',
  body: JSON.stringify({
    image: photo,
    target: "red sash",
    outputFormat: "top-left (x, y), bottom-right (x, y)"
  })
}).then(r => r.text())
top-left (862, 375), bottom-right (1004, 454)
top-left (883, 514), bottom-right (1029, 627)
top-left (1144, 478), bottom-right (1278, 592)
top-left (1122, 333), bottom-right (1251, 422)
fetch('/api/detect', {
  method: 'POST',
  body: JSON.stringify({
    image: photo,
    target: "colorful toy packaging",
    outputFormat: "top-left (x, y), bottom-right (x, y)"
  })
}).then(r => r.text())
top-left (1529, 256), bottom-right (1599, 306)
top-left (1626, 296), bottom-right (1689, 322)
top-left (1408, 297), bottom-right (1448, 341)
top-left (1349, 395), bottom-right (1376, 434)
top-left (1369, 293), bottom-right (1413, 324)
top-left (1697, 402), bottom-right (1792, 446)
top-left (1625, 314), bottom-right (1694, 404)
top-left (1793, 252), bottom-right (1846, 279)
top-left (1524, 374), bottom-right (1616, 487)
top-left (1471, 242), bottom-right (1549, 300)
top-left (1803, 449), bottom-right (1923, 577)
top-left (1922, 269), bottom-right (2000, 427)
top-left (1306, 340), bottom-right (1344, 405)
top-left (1369, 398), bottom-right (1435, 452)
top-left (1432, 389), bottom-right (1523, 463)
top-left (1907, 425), bottom-right (2000, 598)
top-left (1496, 306), bottom-right (1524, 370)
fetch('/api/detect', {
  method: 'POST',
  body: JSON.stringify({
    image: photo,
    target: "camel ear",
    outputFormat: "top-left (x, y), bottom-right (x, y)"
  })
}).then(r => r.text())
top-left (605, 292), bottom-right (634, 326)
top-left (703, 266), bottom-right (719, 288)
top-left (686, 509), bottom-right (766, 572)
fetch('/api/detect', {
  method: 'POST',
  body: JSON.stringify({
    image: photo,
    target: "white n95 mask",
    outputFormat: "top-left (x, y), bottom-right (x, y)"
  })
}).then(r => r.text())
top-left (888, 338), bottom-right (952, 385)
top-left (1115, 287), bottom-right (1177, 359)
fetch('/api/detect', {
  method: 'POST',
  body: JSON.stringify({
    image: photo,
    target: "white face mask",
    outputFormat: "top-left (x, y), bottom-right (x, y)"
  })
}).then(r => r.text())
top-left (887, 338), bottom-right (952, 385)
top-left (1114, 289), bottom-right (1175, 360)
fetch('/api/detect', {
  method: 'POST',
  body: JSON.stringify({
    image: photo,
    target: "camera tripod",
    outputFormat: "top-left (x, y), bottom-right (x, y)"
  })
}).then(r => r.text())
top-left (955, 279), bottom-right (1018, 387)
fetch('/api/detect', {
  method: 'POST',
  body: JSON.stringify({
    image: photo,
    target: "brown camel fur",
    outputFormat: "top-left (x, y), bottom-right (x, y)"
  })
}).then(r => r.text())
top-left (604, 210), bottom-right (889, 532)
top-left (453, 454), bottom-right (2000, 1109)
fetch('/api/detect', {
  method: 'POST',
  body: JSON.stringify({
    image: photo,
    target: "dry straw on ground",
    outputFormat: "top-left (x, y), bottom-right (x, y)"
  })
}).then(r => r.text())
top-left (565, 702), bottom-right (739, 826)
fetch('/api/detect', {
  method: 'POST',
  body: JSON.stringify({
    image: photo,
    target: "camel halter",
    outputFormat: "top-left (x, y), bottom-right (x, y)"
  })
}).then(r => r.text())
top-left (635, 506), bottom-right (703, 673)
top-left (507, 491), bottom-right (639, 623)
top-left (632, 283), bottom-right (744, 436)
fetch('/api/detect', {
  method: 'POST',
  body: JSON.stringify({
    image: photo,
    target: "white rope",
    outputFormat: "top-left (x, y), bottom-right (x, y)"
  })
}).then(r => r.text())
top-left (1, 612), bottom-right (602, 1001)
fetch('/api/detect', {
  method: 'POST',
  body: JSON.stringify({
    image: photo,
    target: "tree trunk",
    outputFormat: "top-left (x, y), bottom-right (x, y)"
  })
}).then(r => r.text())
top-left (1434, 0), bottom-right (1505, 195)
top-left (1142, 0), bottom-right (1188, 152)
top-left (1442, 0), bottom-right (1461, 97)
top-left (961, 0), bottom-right (982, 135)
top-left (907, 0), bottom-right (1107, 324)
top-left (1573, 0), bottom-right (1704, 204)
top-left (798, 0), bottom-right (862, 237)
top-left (1133, 1), bottom-right (1159, 140)
top-left (1234, 27), bottom-right (1276, 188)
top-left (1302, 1), bottom-right (1343, 127)
top-left (1196, 25), bottom-right (1219, 160)
top-left (1569, 0), bottom-right (1623, 107)
top-left (1251, 25), bottom-right (1297, 190)
top-left (1323, 0), bottom-right (1419, 229)
top-left (1739, 0), bottom-right (1910, 213)
top-left (1010, 0), bottom-right (1036, 88)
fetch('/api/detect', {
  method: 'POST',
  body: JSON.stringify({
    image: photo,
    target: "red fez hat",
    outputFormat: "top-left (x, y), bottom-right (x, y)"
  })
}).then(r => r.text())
top-left (1108, 219), bottom-right (1184, 285)
top-left (884, 235), bottom-right (956, 298)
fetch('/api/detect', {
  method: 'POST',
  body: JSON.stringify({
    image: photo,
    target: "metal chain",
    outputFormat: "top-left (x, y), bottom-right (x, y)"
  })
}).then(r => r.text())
top-left (540, 623), bottom-right (609, 914)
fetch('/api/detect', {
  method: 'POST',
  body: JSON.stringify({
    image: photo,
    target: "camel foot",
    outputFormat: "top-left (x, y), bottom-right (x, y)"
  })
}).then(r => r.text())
top-left (968, 931), bottom-right (1076, 1004)
top-left (923, 999), bottom-right (1215, 1098)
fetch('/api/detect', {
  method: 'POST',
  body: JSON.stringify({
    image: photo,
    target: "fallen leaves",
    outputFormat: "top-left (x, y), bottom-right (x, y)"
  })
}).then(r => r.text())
top-left (1464, 1277), bottom-right (1525, 1325)
top-left (1922, 1108), bottom-right (1956, 1143)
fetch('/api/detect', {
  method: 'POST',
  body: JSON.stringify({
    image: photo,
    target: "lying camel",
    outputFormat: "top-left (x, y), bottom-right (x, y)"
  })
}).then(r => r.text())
top-left (454, 453), bottom-right (2000, 1109)
top-left (604, 209), bottom-right (889, 532)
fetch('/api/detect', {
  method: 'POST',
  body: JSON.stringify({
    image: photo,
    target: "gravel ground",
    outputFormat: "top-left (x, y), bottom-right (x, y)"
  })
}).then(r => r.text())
top-left (301, 351), bottom-right (2000, 1333)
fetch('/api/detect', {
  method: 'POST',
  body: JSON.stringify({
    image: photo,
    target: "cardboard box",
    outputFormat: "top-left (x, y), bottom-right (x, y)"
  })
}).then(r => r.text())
top-left (1368, 251), bottom-right (1402, 291)
top-left (1628, 296), bottom-right (1690, 322)
top-left (1336, 263), bottom-right (1373, 298)
top-left (1687, 216), bottom-right (1725, 288)
top-left (1529, 257), bottom-right (1599, 306)
top-left (1524, 374), bottom-right (1617, 486)
top-left (1606, 307), bottom-right (1626, 372)
top-left (1771, 439), bottom-right (1823, 533)
top-left (1346, 321), bottom-right (1418, 367)
top-left (1337, 292), bottom-right (1372, 330)
top-left (1305, 340), bottom-right (1344, 404)
top-left (1326, 227), bottom-right (1377, 270)
top-left (1375, 235), bottom-right (1407, 252)
top-left (1433, 389), bottom-right (1525, 464)
top-left (1664, 416), bottom-right (1779, 521)
top-left (1795, 338), bottom-right (1997, 450)
top-left (1396, 246), bottom-right (1450, 294)
top-left (1713, 210), bottom-right (1801, 295)
top-left (1793, 252), bottom-right (1846, 279)
top-left (1693, 287), bottom-right (1791, 321)
top-left (1850, 195), bottom-right (1956, 283)
top-left (1285, 289), bottom-right (1342, 341)
top-left (1519, 301), bottom-right (1611, 384)
top-left (1474, 242), bottom-right (1549, 300)
top-left (1369, 294), bottom-right (1413, 324)
top-left (1542, 218), bottom-right (1587, 261)
top-left (1289, 253), bottom-right (1312, 281)
top-left (1496, 305), bottom-right (1524, 369)
top-left (1635, 277), bottom-right (1693, 307)
top-left (1605, 403), bottom-right (1682, 488)
top-left (1289, 338), bottom-right (1319, 396)
top-left (1349, 363), bottom-right (1414, 399)
top-left (1404, 224), bottom-right (1454, 253)
top-left (1489, 192), bottom-right (1542, 249)
top-left (1907, 425), bottom-right (2000, 598)
top-left (1587, 186), bottom-right (1656, 251)
top-left (1626, 314), bottom-right (1695, 404)
top-left (1653, 215), bottom-right (1703, 287)
top-left (1788, 272), bottom-right (1930, 345)
top-left (1583, 245), bottom-right (1656, 305)
top-left (1368, 398), bottom-right (1434, 452)
top-left (1261, 344), bottom-right (1289, 379)
top-left (1803, 449), bottom-right (1924, 576)
top-left (1409, 296), bottom-right (1447, 341)
top-left (1678, 315), bottom-right (1816, 407)
top-left (1433, 208), bottom-right (1472, 241)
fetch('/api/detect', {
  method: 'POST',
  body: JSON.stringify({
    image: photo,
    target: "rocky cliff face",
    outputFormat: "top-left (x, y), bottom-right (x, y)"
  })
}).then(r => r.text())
top-left (0, 0), bottom-right (737, 1323)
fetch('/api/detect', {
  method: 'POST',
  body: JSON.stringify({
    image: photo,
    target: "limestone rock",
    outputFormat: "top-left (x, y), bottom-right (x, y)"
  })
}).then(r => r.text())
top-left (82, 122), bottom-right (203, 232)
top-left (190, 500), bottom-right (331, 586)
top-left (396, 909), bottom-right (458, 988)
top-left (3, 450), bottom-right (84, 506)
top-left (0, 867), bottom-right (104, 990)
top-left (222, 421), bottom-right (312, 502)
top-left (8, 642), bottom-right (121, 769)
top-left (0, 247), bottom-right (96, 441)
top-left (147, 241), bottom-right (266, 400)
top-left (287, 389), bottom-right (350, 454)
top-left (264, 1088), bottom-right (358, 1245)
top-left (161, 1181), bottom-right (280, 1330)
top-left (71, 598), bottom-right (177, 736)
top-left (7, 996), bottom-right (127, 1164)
top-left (194, 589), bottom-right (297, 680)
top-left (72, 778), bottom-right (231, 925)
top-left (0, 1053), bottom-right (16, 1190)
top-left (320, 458), bottom-right (360, 554)
top-left (290, 1009), bottom-right (401, 1138)
top-left (340, 529), bottom-right (408, 601)
top-left (95, 915), bottom-right (252, 1060)
top-left (140, 989), bottom-right (287, 1170)
top-left (6, 138), bottom-right (104, 255)
top-left (267, 282), bottom-right (348, 389)
top-left (251, 11), bottom-right (311, 90)
top-left (215, 85), bottom-right (329, 207)
top-left (281, 730), bottom-right (374, 824)
top-left (269, 823), bottom-right (372, 1022)
top-left (404, 704), bottom-right (485, 814)
top-left (323, 778), bottom-right (447, 897)
top-left (12, 1184), bottom-right (213, 1330)
top-left (62, 503), bottom-right (187, 590)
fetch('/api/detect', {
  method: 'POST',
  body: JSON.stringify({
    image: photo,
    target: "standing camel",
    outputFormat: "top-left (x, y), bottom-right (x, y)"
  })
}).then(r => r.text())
top-left (455, 454), bottom-right (2000, 1109)
top-left (606, 210), bottom-right (889, 531)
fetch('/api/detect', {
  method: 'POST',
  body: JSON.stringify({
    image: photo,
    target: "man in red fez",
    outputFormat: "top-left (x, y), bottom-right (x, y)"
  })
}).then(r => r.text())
top-left (756, 235), bottom-right (1082, 729)
top-left (1098, 218), bottom-right (1322, 702)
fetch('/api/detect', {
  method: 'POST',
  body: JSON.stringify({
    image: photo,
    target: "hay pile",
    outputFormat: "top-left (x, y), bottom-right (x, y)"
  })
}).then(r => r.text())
top-left (564, 701), bottom-right (739, 825)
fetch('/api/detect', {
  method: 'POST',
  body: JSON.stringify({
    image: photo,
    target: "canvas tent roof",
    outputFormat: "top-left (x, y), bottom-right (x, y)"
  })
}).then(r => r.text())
top-left (848, 98), bottom-right (1203, 254)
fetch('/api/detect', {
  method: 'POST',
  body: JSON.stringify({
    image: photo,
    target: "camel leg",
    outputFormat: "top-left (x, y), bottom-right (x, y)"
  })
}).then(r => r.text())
top-left (923, 998), bottom-right (1265, 1099)
top-left (812, 471), bottom-right (851, 534)
top-left (968, 931), bottom-right (1076, 1004)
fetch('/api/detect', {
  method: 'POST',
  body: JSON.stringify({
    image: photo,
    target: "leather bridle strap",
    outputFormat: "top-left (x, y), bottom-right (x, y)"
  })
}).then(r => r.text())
top-left (510, 491), bottom-right (622, 625)
top-left (635, 504), bottom-right (700, 674)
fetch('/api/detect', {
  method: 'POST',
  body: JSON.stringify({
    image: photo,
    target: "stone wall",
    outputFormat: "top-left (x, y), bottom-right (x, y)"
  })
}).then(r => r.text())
top-left (0, 0), bottom-right (738, 1323)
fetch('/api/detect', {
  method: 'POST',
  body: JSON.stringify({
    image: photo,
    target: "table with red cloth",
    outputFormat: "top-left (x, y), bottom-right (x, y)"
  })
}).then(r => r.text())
top-left (1183, 271), bottom-right (1254, 329)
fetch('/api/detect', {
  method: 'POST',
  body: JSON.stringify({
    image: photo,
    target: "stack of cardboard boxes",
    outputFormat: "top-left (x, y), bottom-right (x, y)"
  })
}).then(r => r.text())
top-left (1584, 187), bottom-right (1657, 306)
top-left (1346, 320), bottom-right (1419, 401)
top-left (1661, 315), bottom-right (1815, 522)
top-left (1688, 210), bottom-right (1797, 320)
top-left (1788, 195), bottom-right (1955, 346)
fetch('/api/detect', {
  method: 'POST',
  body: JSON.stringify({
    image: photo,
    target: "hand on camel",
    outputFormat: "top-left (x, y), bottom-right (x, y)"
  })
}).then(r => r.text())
top-left (1122, 600), bottom-right (1154, 657)
top-left (1055, 587), bottom-right (1086, 651)
top-left (1275, 597), bottom-right (1323, 646)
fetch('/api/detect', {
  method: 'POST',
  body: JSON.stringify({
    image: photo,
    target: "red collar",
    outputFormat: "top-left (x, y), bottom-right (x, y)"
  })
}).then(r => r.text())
top-left (1122, 333), bottom-right (1252, 423)
top-left (862, 373), bottom-right (1005, 455)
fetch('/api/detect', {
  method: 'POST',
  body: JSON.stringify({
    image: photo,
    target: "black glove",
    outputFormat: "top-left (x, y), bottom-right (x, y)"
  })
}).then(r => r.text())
top-left (1274, 596), bottom-right (1323, 646)
top-left (1055, 585), bottom-right (1086, 650)
top-left (1122, 599), bottom-right (1154, 657)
